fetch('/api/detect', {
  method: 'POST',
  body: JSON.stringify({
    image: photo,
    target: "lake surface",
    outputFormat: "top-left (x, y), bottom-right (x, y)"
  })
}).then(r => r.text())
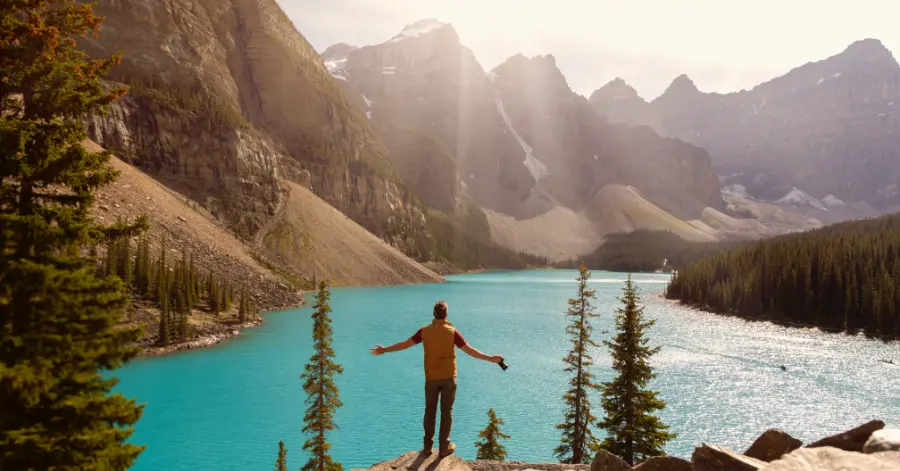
top-left (113, 270), bottom-right (900, 470)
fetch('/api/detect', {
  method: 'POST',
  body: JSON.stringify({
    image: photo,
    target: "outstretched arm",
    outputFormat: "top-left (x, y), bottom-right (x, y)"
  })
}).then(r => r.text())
top-left (461, 344), bottom-right (503, 364)
top-left (370, 339), bottom-right (415, 356)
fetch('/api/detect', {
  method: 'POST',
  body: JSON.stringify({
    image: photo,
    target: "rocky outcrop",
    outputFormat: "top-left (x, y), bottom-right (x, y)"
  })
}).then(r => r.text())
top-left (469, 462), bottom-right (588, 471)
top-left (864, 429), bottom-right (900, 453)
top-left (88, 94), bottom-right (283, 237)
top-left (762, 447), bottom-right (900, 471)
top-left (631, 456), bottom-right (692, 471)
top-left (807, 420), bottom-right (885, 452)
top-left (692, 444), bottom-right (767, 471)
top-left (592, 39), bottom-right (900, 209)
top-left (85, 0), bottom-right (427, 252)
top-left (368, 422), bottom-right (899, 471)
top-left (591, 450), bottom-right (631, 471)
top-left (743, 429), bottom-right (803, 462)
top-left (366, 451), bottom-right (470, 471)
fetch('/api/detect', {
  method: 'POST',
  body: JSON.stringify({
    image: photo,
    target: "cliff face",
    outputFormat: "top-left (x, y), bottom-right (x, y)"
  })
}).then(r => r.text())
top-left (325, 22), bottom-right (722, 221)
top-left (84, 0), bottom-right (426, 246)
top-left (491, 55), bottom-right (723, 219)
top-left (591, 39), bottom-right (900, 206)
top-left (326, 20), bottom-right (535, 216)
top-left (588, 77), bottom-right (667, 136)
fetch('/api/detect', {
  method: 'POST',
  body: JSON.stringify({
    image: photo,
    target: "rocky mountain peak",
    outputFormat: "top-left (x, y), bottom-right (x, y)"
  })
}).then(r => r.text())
top-left (834, 38), bottom-right (900, 72)
top-left (321, 43), bottom-right (356, 61)
top-left (589, 77), bottom-right (640, 101)
top-left (387, 18), bottom-right (456, 44)
top-left (667, 73), bottom-right (699, 93)
top-left (491, 53), bottom-right (568, 92)
top-left (843, 38), bottom-right (892, 59)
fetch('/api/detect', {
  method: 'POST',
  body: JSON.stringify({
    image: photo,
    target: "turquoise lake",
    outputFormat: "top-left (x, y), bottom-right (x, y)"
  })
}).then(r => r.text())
top-left (114, 270), bottom-right (900, 470)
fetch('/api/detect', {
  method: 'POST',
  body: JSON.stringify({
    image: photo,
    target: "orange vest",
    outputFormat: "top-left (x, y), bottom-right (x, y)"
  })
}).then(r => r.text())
top-left (421, 319), bottom-right (458, 380)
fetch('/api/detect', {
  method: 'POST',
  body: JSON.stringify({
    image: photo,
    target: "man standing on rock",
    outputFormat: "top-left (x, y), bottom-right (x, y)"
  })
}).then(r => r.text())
top-left (370, 300), bottom-right (504, 458)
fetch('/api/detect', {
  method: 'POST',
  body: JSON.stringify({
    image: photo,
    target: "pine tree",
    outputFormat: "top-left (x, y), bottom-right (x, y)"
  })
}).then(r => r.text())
top-left (475, 408), bottom-right (510, 461)
top-left (238, 285), bottom-right (248, 323)
top-left (274, 440), bottom-right (288, 471)
top-left (135, 236), bottom-right (150, 294)
top-left (226, 283), bottom-right (234, 312)
top-left (598, 275), bottom-right (675, 465)
top-left (121, 237), bottom-right (133, 287)
top-left (0, 2), bottom-right (145, 468)
top-left (158, 291), bottom-right (170, 347)
top-left (555, 260), bottom-right (601, 464)
top-left (106, 237), bottom-right (119, 278)
top-left (180, 306), bottom-right (190, 341)
top-left (301, 281), bottom-right (344, 471)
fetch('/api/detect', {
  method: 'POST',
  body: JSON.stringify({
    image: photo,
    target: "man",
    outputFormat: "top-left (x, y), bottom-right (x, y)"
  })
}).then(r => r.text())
top-left (370, 300), bottom-right (504, 458)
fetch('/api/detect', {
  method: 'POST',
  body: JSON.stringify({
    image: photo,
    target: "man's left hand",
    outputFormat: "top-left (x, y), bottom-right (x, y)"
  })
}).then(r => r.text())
top-left (370, 344), bottom-right (385, 356)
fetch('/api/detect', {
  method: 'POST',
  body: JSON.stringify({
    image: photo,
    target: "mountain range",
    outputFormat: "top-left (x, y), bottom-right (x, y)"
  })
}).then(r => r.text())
top-left (321, 19), bottom-right (829, 258)
top-left (589, 38), bottom-right (900, 223)
top-left (77, 0), bottom-right (893, 273)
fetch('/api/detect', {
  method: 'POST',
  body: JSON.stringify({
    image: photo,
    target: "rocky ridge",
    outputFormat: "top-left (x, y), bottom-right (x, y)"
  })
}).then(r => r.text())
top-left (590, 38), bottom-right (900, 216)
top-left (84, 0), bottom-right (431, 272)
top-left (325, 22), bottom-right (723, 221)
top-left (356, 421), bottom-right (899, 471)
top-left (322, 20), bottom-right (823, 261)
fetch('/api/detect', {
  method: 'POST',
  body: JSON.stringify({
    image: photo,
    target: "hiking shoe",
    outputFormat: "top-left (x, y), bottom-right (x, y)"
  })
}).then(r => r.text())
top-left (439, 443), bottom-right (456, 458)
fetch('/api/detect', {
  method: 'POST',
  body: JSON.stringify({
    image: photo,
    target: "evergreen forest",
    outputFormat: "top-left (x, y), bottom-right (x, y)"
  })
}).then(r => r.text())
top-left (666, 214), bottom-right (900, 338)
top-left (558, 230), bottom-right (745, 273)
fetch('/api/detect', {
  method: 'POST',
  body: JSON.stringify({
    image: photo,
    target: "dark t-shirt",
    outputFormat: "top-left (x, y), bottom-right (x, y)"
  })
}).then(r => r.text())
top-left (410, 328), bottom-right (467, 348)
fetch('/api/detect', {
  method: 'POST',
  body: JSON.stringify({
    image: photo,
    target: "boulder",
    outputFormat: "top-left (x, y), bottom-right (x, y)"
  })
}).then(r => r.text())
top-left (591, 449), bottom-right (632, 471)
top-left (744, 429), bottom-right (803, 462)
top-left (468, 462), bottom-right (590, 471)
top-left (760, 446), bottom-right (900, 470)
top-left (366, 451), bottom-right (471, 471)
top-left (863, 428), bottom-right (900, 453)
top-left (807, 420), bottom-right (885, 452)
top-left (632, 456), bottom-right (692, 471)
top-left (691, 444), bottom-right (766, 471)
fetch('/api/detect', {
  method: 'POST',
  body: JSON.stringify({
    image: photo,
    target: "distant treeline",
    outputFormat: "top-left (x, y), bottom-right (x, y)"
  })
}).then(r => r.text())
top-left (557, 230), bottom-right (746, 273)
top-left (666, 214), bottom-right (900, 338)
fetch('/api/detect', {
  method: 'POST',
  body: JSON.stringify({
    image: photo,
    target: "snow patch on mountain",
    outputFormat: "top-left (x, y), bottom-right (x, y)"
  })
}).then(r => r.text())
top-left (493, 93), bottom-right (548, 181)
top-left (723, 184), bottom-right (752, 198)
top-left (776, 187), bottom-right (828, 211)
top-left (325, 57), bottom-right (350, 81)
top-left (389, 19), bottom-right (447, 43)
top-left (822, 194), bottom-right (846, 207)
top-left (324, 58), bottom-right (346, 74)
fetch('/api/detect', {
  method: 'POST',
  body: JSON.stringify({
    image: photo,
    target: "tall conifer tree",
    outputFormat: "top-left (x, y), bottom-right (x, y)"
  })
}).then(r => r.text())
top-left (301, 281), bottom-right (344, 471)
top-left (475, 408), bottom-right (510, 461)
top-left (274, 440), bottom-right (288, 471)
top-left (598, 275), bottom-right (675, 465)
top-left (555, 261), bottom-right (601, 464)
top-left (0, 1), bottom-right (145, 468)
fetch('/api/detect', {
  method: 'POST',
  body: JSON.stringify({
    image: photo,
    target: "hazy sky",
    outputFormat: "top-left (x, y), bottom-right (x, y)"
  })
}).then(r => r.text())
top-left (283, 0), bottom-right (899, 100)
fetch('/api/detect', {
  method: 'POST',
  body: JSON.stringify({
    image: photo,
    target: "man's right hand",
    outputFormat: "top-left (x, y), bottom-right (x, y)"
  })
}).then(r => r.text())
top-left (370, 344), bottom-right (385, 356)
top-left (491, 355), bottom-right (504, 364)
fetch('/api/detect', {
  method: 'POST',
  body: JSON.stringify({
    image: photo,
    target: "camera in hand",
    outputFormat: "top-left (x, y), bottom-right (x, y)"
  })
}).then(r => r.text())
top-left (498, 358), bottom-right (508, 371)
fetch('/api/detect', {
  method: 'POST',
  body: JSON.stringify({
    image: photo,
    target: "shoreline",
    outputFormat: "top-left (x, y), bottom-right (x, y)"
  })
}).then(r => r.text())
top-left (136, 295), bottom-right (310, 357)
top-left (661, 294), bottom-right (899, 341)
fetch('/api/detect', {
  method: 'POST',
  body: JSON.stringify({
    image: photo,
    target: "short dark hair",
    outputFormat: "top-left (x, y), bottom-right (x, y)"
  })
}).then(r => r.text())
top-left (433, 300), bottom-right (448, 319)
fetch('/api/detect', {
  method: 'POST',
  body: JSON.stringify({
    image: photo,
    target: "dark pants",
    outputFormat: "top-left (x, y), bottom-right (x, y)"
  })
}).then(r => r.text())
top-left (423, 377), bottom-right (457, 452)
